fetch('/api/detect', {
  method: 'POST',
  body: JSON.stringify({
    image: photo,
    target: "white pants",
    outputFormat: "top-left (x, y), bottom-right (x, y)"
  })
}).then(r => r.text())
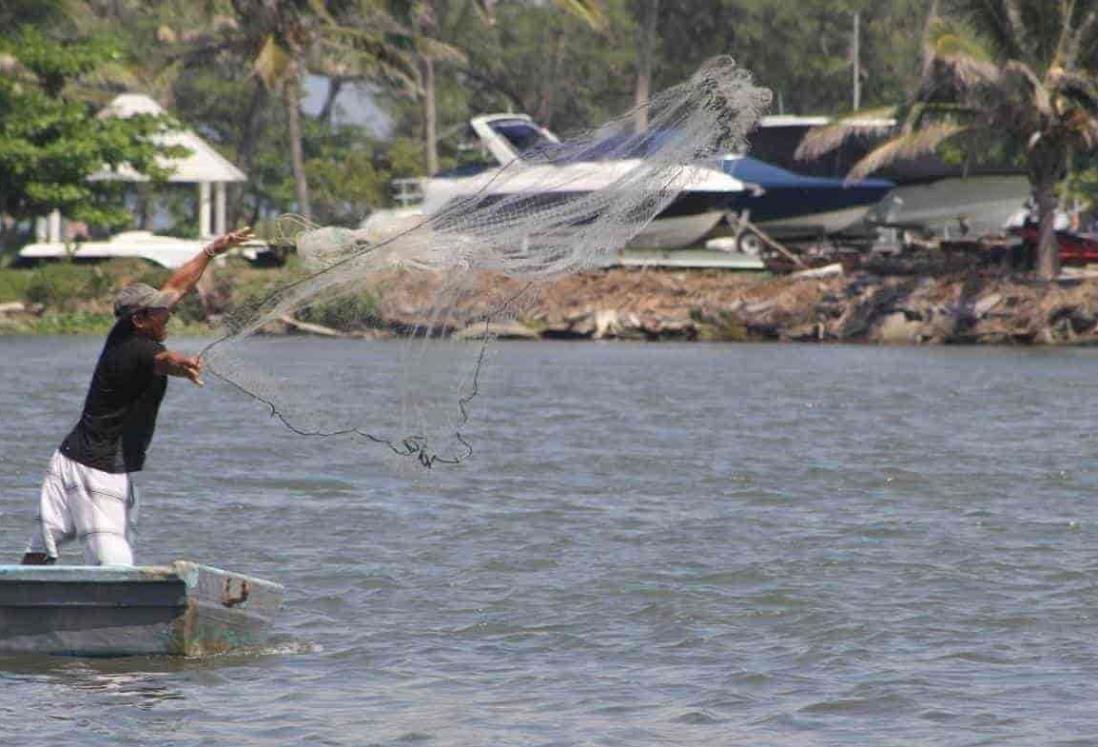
top-left (25, 450), bottom-right (139, 565)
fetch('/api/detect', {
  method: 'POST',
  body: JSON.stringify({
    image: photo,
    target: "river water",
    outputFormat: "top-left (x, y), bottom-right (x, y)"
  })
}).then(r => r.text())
top-left (3, 336), bottom-right (1098, 745)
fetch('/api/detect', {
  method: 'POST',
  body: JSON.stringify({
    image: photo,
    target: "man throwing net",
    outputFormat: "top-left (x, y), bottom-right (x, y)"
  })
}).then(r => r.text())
top-left (20, 227), bottom-right (253, 566)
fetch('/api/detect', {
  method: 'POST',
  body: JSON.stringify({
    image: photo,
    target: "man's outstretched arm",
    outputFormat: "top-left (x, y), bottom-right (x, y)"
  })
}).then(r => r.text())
top-left (160, 227), bottom-right (255, 307)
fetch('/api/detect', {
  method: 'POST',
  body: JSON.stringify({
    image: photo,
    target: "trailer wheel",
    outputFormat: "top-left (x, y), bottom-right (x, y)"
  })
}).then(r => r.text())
top-left (736, 230), bottom-right (765, 257)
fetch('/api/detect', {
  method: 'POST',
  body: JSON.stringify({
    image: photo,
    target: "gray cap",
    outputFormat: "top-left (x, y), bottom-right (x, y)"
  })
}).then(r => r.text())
top-left (114, 283), bottom-right (174, 318)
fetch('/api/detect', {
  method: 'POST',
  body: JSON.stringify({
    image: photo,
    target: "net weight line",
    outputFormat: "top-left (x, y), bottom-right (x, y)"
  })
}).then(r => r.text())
top-left (201, 279), bottom-right (536, 469)
top-left (196, 155), bottom-right (540, 469)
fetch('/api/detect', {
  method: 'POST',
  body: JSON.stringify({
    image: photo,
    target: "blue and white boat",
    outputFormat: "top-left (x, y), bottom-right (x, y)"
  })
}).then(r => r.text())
top-left (720, 155), bottom-right (894, 243)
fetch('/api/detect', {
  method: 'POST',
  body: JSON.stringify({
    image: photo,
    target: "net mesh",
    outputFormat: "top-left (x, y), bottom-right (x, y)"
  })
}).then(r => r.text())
top-left (200, 57), bottom-right (772, 468)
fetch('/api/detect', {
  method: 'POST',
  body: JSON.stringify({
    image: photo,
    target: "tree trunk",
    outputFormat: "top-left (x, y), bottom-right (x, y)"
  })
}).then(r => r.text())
top-left (318, 76), bottom-right (344, 127)
top-left (536, 28), bottom-right (566, 124)
top-left (1028, 141), bottom-right (1065, 279)
top-left (135, 186), bottom-right (151, 231)
top-left (232, 80), bottom-right (267, 225)
top-left (284, 62), bottom-right (311, 221)
top-left (1034, 174), bottom-right (1060, 279)
top-left (421, 56), bottom-right (439, 175)
top-left (633, 0), bottom-right (659, 133)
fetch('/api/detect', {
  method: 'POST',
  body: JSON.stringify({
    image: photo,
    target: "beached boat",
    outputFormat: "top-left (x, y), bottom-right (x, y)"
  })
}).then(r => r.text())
top-left (748, 114), bottom-right (1030, 237)
top-left (0, 561), bottom-right (283, 657)
top-left (365, 113), bottom-right (747, 252)
top-left (720, 155), bottom-right (894, 246)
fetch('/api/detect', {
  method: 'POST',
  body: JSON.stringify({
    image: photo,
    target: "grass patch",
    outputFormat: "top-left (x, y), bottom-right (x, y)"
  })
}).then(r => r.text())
top-left (0, 257), bottom-right (385, 336)
top-left (28, 312), bottom-right (116, 335)
top-left (0, 268), bottom-right (31, 303)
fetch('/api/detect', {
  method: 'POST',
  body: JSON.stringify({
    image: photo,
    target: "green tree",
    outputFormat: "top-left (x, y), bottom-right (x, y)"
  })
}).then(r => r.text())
top-left (801, 0), bottom-right (1098, 279)
top-left (647, 0), bottom-right (922, 115)
top-left (0, 27), bottom-right (178, 243)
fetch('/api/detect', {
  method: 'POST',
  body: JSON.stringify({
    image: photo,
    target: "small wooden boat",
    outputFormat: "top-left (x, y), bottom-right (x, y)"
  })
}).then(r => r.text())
top-left (0, 561), bottom-right (283, 657)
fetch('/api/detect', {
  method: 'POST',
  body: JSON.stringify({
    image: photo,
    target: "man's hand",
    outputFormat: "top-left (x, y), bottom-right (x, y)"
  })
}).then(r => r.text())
top-left (204, 226), bottom-right (255, 257)
top-left (154, 351), bottom-right (204, 387)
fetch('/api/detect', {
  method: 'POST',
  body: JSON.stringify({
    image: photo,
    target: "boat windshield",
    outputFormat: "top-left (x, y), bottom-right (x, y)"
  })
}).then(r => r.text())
top-left (488, 119), bottom-right (554, 157)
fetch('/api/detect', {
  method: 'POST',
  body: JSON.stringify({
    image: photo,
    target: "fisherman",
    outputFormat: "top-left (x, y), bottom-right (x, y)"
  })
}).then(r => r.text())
top-left (20, 227), bottom-right (254, 566)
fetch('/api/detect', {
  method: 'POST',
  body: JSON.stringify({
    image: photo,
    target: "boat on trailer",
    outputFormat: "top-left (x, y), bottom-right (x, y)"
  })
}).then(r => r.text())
top-left (365, 113), bottom-right (748, 252)
top-left (748, 114), bottom-right (1030, 237)
top-left (0, 561), bottom-right (283, 657)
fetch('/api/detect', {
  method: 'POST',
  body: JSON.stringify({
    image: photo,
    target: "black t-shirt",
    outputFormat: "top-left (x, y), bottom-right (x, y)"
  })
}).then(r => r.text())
top-left (60, 320), bottom-right (168, 473)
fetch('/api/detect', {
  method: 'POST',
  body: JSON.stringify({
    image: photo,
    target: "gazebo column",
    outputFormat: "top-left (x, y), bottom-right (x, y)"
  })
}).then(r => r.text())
top-left (48, 210), bottom-right (62, 243)
top-left (35, 216), bottom-right (47, 242)
top-left (214, 181), bottom-right (226, 235)
top-left (198, 181), bottom-right (212, 238)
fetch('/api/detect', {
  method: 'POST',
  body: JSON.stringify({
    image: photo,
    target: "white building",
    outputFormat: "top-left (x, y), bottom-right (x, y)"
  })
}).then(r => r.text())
top-left (20, 94), bottom-right (250, 268)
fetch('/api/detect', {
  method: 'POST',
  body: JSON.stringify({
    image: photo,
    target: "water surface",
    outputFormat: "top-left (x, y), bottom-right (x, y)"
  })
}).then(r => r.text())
top-left (2, 336), bottom-right (1098, 745)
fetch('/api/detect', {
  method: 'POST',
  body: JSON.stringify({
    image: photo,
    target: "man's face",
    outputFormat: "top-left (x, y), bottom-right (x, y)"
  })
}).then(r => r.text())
top-left (133, 307), bottom-right (170, 342)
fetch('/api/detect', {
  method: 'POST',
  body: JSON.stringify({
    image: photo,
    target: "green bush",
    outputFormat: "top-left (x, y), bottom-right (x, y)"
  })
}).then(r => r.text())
top-left (0, 269), bottom-right (32, 302)
top-left (298, 291), bottom-right (382, 331)
top-left (31, 312), bottom-right (115, 334)
top-left (24, 264), bottom-right (103, 311)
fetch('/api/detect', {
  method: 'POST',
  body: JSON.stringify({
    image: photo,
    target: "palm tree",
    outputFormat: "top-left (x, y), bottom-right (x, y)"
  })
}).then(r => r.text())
top-left (382, 0), bottom-right (606, 176)
top-left (227, 0), bottom-right (317, 220)
top-left (311, 0), bottom-right (421, 127)
top-left (799, 0), bottom-right (1098, 279)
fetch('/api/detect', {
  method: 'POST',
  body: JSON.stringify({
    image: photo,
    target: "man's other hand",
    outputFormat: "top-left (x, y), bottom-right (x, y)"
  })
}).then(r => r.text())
top-left (154, 351), bottom-right (205, 387)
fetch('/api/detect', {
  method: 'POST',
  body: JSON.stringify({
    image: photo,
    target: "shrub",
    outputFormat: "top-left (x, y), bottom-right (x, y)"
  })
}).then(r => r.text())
top-left (0, 269), bottom-right (31, 302)
top-left (298, 291), bottom-right (382, 331)
top-left (24, 264), bottom-right (101, 311)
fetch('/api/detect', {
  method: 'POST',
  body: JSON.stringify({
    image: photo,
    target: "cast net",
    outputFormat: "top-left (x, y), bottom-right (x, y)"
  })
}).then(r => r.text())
top-left (200, 56), bottom-right (771, 468)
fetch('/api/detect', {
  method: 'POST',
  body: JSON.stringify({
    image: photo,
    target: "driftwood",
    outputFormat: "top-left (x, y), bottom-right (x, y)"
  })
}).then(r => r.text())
top-left (277, 314), bottom-right (346, 337)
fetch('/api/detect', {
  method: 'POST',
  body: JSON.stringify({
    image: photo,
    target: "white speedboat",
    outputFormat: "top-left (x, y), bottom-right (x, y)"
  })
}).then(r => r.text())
top-left (364, 114), bottom-right (747, 251)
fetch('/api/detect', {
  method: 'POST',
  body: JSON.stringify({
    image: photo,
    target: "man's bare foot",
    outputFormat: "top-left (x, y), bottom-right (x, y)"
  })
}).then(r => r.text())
top-left (21, 552), bottom-right (55, 565)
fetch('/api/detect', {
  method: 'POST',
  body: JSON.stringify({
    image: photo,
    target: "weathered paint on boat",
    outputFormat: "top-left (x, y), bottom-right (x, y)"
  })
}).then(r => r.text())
top-left (0, 561), bottom-right (283, 656)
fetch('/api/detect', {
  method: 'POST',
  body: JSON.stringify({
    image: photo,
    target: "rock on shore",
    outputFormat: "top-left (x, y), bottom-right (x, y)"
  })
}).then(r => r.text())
top-left (360, 267), bottom-right (1098, 345)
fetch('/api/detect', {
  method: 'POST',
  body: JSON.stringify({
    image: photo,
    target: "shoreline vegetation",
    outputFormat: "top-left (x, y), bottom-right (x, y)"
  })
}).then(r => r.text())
top-left (3, 256), bottom-right (1098, 345)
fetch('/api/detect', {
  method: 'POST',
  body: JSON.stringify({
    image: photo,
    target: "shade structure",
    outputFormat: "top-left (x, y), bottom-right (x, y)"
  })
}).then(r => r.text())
top-left (89, 93), bottom-right (246, 238)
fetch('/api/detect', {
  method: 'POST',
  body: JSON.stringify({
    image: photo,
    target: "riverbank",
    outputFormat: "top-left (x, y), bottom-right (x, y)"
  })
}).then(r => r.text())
top-left (3, 259), bottom-right (1098, 345)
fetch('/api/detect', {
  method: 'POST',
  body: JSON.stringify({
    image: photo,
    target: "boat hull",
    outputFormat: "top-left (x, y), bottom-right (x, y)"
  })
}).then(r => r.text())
top-left (0, 561), bottom-right (283, 657)
top-left (870, 175), bottom-right (1030, 235)
top-left (720, 156), bottom-right (893, 239)
top-left (626, 210), bottom-right (726, 250)
top-left (366, 189), bottom-right (733, 252)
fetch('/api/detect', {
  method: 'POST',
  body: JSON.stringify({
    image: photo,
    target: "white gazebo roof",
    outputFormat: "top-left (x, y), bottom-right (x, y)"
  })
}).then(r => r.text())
top-left (91, 93), bottom-right (247, 184)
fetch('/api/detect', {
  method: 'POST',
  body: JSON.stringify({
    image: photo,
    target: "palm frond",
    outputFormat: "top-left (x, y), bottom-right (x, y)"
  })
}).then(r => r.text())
top-left (1001, 60), bottom-right (1052, 118)
top-left (323, 6), bottom-right (413, 38)
top-left (253, 34), bottom-right (291, 90)
top-left (1048, 66), bottom-right (1098, 113)
top-left (1003, 0), bottom-right (1040, 62)
top-left (554, 0), bottom-right (609, 34)
top-left (846, 122), bottom-right (970, 181)
top-left (306, 0), bottom-right (336, 25)
top-left (416, 36), bottom-right (466, 65)
top-left (925, 17), bottom-right (995, 64)
top-left (1062, 108), bottom-right (1098, 149)
top-left (471, 0), bottom-right (496, 26)
top-left (902, 101), bottom-right (980, 132)
top-left (794, 106), bottom-right (897, 161)
top-left (922, 19), bottom-right (1001, 93)
top-left (313, 36), bottom-right (421, 95)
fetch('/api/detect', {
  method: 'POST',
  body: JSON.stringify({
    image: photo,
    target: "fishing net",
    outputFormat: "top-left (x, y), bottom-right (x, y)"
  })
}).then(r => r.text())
top-left (200, 56), bottom-right (771, 468)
